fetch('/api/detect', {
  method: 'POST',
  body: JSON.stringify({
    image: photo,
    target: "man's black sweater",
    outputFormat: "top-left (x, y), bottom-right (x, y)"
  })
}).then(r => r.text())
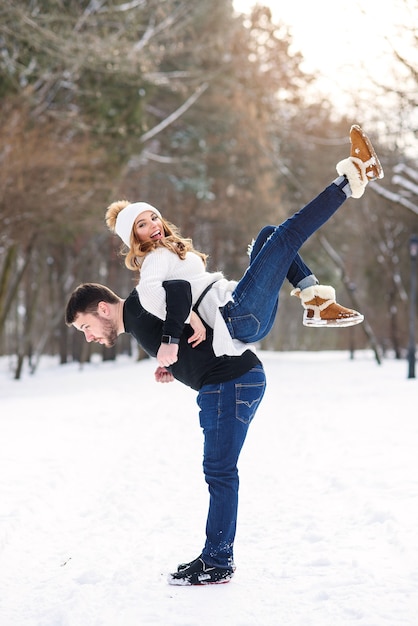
top-left (123, 281), bottom-right (260, 391)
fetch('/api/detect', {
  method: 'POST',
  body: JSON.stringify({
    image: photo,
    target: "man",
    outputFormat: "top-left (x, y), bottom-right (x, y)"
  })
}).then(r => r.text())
top-left (65, 280), bottom-right (266, 585)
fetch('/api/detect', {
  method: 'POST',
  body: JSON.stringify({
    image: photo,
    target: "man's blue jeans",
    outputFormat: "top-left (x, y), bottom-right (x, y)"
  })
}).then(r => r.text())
top-left (221, 181), bottom-right (348, 342)
top-left (197, 363), bottom-right (266, 569)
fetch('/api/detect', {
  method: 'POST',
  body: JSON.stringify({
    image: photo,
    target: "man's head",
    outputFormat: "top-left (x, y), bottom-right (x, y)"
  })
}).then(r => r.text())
top-left (65, 283), bottom-right (122, 347)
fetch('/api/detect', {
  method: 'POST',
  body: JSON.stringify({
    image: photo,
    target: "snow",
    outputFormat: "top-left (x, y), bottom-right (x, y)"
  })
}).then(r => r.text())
top-left (1, 350), bottom-right (417, 626)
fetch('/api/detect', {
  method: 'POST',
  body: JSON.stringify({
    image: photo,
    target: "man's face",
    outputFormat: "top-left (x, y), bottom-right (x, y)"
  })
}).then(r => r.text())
top-left (73, 308), bottom-right (118, 348)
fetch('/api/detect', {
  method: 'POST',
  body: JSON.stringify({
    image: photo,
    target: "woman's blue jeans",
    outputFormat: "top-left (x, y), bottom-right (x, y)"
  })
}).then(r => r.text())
top-left (197, 364), bottom-right (266, 569)
top-left (221, 181), bottom-right (348, 342)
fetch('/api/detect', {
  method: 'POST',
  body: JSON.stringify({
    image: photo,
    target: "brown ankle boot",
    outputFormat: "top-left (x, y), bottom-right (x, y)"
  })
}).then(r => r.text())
top-left (291, 285), bottom-right (364, 328)
top-left (336, 125), bottom-right (384, 198)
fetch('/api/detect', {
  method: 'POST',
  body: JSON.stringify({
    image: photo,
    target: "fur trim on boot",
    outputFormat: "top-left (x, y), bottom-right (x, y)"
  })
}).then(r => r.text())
top-left (336, 157), bottom-right (367, 198)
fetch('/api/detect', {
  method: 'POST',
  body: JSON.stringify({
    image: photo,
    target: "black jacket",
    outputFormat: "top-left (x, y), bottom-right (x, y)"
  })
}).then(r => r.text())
top-left (123, 280), bottom-right (261, 391)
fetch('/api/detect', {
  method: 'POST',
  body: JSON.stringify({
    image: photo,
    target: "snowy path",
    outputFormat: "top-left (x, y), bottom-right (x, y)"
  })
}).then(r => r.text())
top-left (1, 351), bottom-right (417, 625)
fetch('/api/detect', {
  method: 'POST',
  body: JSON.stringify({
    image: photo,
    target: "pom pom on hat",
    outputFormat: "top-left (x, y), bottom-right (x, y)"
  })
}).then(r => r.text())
top-left (114, 202), bottom-right (162, 246)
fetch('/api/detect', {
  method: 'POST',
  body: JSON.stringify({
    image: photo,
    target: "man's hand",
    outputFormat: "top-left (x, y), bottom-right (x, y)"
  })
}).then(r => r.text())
top-left (154, 366), bottom-right (175, 383)
top-left (156, 343), bottom-right (179, 367)
top-left (188, 311), bottom-right (206, 347)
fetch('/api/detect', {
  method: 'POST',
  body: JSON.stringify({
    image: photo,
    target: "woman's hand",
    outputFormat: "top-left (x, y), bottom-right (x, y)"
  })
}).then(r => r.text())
top-left (156, 343), bottom-right (179, 367)
top-left (188, 311), bottom-right (206, 347)
top-left (154, 366), bottom-right (175, 383)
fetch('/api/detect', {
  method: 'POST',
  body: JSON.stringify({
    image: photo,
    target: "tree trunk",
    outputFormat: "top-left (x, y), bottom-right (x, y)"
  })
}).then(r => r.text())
top-left (318, 234), bottom-right (383, 365)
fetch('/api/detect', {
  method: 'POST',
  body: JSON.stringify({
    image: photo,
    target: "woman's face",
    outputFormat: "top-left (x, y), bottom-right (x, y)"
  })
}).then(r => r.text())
top-left (133, 211), bottom-right (164, 243)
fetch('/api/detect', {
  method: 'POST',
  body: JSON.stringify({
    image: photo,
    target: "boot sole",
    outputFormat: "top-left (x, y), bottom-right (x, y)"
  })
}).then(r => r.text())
top-left (304, 316), bottom-right (364, 328)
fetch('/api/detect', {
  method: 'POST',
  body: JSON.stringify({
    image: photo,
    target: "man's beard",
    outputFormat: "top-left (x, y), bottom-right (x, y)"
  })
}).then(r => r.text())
top-left (102, 318), bottom-right (118, 347)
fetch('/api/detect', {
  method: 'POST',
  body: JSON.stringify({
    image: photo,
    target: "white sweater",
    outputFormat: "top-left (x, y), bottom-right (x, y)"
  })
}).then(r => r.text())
top-left (136, 247), bottom-right (254, 357)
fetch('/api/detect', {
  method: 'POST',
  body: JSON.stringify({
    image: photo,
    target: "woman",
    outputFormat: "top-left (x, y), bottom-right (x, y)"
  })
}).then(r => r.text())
top-left (106, 125), bottom-right (383, 363)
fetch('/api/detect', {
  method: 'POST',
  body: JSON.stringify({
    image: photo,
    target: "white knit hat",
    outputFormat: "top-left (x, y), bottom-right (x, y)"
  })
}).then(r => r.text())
top-left (114, 202), bottom-right (162, 246)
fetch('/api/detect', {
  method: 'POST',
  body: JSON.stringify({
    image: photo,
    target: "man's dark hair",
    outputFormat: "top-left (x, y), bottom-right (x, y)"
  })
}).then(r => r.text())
top-left (65, 283), bottom-right (119, 326)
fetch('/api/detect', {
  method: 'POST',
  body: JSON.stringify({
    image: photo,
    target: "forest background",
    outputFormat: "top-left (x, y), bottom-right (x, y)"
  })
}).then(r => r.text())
top-left (0, 0), bottom-right (417, 379)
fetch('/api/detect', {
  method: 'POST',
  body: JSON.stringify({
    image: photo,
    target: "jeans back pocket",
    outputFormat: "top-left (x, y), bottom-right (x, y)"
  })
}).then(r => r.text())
top-left (235, 379), bottom-right (265, 424)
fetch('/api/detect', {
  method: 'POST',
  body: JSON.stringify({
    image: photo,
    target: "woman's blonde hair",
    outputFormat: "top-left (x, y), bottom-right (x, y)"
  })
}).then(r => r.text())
top-left (105, 200), bottom-right (207, 272)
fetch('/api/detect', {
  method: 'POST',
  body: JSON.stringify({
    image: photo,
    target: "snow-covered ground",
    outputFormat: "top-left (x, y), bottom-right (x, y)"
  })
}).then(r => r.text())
top-left (1, 350), bottom-right (417, 626)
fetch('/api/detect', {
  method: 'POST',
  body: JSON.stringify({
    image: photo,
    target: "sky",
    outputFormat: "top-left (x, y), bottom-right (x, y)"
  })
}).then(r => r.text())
top-left (1, 349), bottom-right (418, 626)
top-left (233, 0), bottom-right (413, 110)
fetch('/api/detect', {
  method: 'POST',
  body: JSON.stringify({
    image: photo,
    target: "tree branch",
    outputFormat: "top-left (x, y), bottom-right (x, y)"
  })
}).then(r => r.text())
top-left (139, 82), bottom-right (209, 144)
